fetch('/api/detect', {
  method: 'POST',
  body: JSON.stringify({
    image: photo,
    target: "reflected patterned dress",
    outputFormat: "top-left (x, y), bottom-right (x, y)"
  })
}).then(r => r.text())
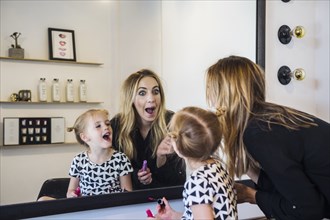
top-left (69, 150), bottom-right (133, 196)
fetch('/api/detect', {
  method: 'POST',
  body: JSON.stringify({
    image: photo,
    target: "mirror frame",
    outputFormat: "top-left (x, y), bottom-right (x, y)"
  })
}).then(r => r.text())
top-left (0, 1), bottom-right (265, 219)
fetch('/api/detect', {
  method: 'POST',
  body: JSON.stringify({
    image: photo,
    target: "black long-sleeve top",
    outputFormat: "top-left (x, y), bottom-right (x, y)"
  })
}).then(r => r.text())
top-left (110, 110), bottom-right (186, 190)
top-left (244, 116), bottom-right (330, 220)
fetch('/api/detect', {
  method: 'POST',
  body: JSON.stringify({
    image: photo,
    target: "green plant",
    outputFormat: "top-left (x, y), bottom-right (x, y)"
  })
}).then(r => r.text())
top-left (10, 32), bottom-right (22, 48)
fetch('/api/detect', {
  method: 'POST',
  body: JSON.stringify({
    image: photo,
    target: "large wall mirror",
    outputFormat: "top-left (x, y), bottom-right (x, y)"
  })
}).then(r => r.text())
top-left (0, 0), bottom-right (265, 219)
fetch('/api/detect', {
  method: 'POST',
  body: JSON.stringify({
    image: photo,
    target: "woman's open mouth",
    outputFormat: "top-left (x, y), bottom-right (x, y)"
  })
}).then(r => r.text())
top-left (145, 107), bottom-right (156, 114)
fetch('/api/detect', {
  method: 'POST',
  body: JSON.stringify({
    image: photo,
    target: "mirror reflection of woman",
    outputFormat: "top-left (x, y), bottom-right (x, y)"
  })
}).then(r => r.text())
top-left (205, 56), bottom-right (330, 219)
top-left (110, 69), bottom-right (186, 190)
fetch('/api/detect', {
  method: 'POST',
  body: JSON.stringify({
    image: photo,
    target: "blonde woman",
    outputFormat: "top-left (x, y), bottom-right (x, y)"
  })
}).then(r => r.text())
top-left (206, 55), bottom-right (330, 219)
top-left (110, 69), bottom-right (185, 190)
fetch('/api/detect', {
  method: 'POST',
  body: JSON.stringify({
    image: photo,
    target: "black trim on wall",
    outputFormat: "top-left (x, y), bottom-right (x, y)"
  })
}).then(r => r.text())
top-left (256, 0), bottom-right (266, 69)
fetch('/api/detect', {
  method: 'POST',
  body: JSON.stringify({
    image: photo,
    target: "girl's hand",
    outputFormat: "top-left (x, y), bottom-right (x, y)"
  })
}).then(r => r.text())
top-left (138, 167), bottom-right (152, 185)
top-left (67, 190), bottom-right (79, 198)
top-left (66, 177), bottom-right (80, 198)
top-left (155, 197), bottom-right (182, 220)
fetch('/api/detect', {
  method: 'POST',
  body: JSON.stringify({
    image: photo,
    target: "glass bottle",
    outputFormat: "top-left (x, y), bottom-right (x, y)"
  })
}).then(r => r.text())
top-left (38, 78), bottom-right (47, 102)
top-left (79, 80), bottom-right (87, 102)
top-left (66, 79), bottom-right (74, 102)
top-left (52, 78), bottom-right (60, 102)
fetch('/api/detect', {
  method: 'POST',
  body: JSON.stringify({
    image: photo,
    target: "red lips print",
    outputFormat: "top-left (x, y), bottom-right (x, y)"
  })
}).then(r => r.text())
top-left (59, 41), bottom-right (66, 46)
top-left (59, 34), bottom-right (66, 38)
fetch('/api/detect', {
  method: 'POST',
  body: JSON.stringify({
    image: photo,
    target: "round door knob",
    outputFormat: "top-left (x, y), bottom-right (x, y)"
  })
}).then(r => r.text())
top-left (278, 66), bottom-right (306, 85)
top-left (278, 25), bottom-right (306, 44)
top-left (293, 68), bottom-right (306, 81)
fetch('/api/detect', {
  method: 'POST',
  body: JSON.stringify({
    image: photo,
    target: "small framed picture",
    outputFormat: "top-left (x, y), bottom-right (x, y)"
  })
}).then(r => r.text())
top-left (48, 28), bottom-right (76, 61)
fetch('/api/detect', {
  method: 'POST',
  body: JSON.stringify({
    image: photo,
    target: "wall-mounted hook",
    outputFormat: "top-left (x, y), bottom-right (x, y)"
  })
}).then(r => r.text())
top-left (278, 25), bottom-right (305, 44)
top-left (278, 66), bottom-right (306, 85)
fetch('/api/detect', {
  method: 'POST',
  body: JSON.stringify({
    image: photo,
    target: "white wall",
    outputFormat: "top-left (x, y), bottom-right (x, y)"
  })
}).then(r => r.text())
top-left (162, 1), bottom-right (256, 111)
top-left (265, 0), bottom-right (329, 122)
top-left (0, 0), bottom-right (114, 205)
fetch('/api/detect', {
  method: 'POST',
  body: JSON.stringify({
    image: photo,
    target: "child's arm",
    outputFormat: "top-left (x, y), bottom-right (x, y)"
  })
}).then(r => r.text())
top-left (191, 204), bottom-right (214, 220)
top-left (120, 173), bottom-right (133, 191)
top-left (66, 177), bottom-right (79, 198)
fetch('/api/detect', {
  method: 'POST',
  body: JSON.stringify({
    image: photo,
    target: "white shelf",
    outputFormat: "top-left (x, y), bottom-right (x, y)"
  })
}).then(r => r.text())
top-left (0, 101), bottom-right (103, 104)
top-left (0, 56), bottom-right (103, 65)
top-left (0, 142), bottom-right (79, 147)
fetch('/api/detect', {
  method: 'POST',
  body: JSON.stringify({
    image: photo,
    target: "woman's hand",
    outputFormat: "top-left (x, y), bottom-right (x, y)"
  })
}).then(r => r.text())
top-left (156, 136), bottom-right (174, 168)
top-left (138, 167), bottom-right (153, 185)
top-left (234, 182), bottom-right (257, 204)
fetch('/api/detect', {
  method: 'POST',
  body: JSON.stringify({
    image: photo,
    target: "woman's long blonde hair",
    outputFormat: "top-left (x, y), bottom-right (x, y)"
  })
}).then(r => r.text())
top-left (206, 55), bottom-right (317, 178)
top-left (117, 69), bottom-right (168, 160)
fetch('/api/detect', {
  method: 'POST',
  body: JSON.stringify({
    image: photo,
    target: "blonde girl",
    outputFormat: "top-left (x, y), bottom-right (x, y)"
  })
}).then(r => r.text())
top-left (67, 109), bottom-right (133, 197)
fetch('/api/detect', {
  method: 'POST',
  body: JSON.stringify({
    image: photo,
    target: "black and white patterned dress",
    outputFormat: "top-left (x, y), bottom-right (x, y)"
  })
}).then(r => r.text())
top-left (69, 150), bottom-right (133, 196)
top-left (182, 160), bottom-right (237, 220)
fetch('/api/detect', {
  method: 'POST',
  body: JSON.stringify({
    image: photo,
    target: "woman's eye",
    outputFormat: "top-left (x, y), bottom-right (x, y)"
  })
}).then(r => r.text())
top-left (138, 90), bottom-right (146, 96)
top-left (95, 124), bottom-right (101, 128)
top-left (153, 88), bottom-right (160, 95)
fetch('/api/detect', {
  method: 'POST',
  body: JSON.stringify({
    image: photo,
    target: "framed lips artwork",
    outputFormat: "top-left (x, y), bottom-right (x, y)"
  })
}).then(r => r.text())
top-left (48, 28), bottom-right (76, 61)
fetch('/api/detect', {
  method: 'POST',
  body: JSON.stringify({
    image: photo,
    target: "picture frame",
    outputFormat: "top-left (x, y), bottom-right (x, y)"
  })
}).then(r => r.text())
top-left (48, 28), bottom-right (76, 61)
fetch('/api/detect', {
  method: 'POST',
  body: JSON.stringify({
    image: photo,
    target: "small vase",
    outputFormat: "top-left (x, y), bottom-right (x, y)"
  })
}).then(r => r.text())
top-left (9, 48), bottom-right (24, 59)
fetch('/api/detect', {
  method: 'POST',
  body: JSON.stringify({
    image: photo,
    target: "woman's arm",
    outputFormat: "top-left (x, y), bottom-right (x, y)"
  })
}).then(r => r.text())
top-left (244, 124), bottom-right (327, 219)
top-left (156, 136), bottom-right (174, 168)
top-left (66, 177), bottom-right (79, 198)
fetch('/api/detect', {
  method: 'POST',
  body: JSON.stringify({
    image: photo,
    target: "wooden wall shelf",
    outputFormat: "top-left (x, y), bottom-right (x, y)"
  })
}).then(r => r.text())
top-left (0, 142), bottom-right (79, 148)
top-left (0, 56), bottom-right (103, 65)
top-left (0, 101), bottom-right (103, 104)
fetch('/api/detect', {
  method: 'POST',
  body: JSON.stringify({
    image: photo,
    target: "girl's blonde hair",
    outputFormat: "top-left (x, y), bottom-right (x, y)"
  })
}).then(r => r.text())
top-left (168, 106), bottom-right (222, 161)
top-left (67, 109), bottom-right (109, 146)
top-left (206, 55), bottom-right (317, 178)
top-left (117, 69), bottom-right (167, 159)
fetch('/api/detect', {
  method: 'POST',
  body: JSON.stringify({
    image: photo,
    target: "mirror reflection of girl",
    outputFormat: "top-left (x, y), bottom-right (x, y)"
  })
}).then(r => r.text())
top-left (111, 69), bottom-right (186, 190)
top-left (151, 107), bottom-right (237, 220)
top-left (66, 109), bottom-right (133, 197)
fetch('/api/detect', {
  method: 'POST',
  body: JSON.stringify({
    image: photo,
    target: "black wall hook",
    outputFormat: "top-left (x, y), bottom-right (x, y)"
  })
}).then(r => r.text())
top-left (278, 25), bottom-right (292, 44)
top-left (278, 65), bottom-right (292, 85)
